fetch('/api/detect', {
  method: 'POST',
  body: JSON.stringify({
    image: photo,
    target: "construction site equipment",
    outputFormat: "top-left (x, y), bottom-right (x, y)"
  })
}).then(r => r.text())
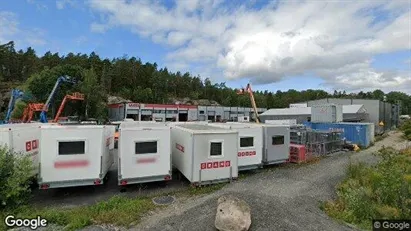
top-left (38, 125), bottom-right (114, 189)
top-left (171, 124), bottom-right (238, 186)
top-left (52, 92), bottom-right (84, 123)
top-left (289, 144), bottom-right (308, 163)
top-left (230, 122), bottom-right (290, 165)
top-left (207, 122), bottom-right (263, 171)
top-left (118, 122), bottom-right (172, 186)
top-left (3, 89), bottom-right (29, 123)
top-left (305, 130), bottom-right (343, 156)
top-left (39, 75), bottom-right (78, 123)
top-left (22, 103), bottom-right (44, 123)
top-left (0, 124), bottom-right (41, 177)
top-left (237, 83), bottom-right (260, 123)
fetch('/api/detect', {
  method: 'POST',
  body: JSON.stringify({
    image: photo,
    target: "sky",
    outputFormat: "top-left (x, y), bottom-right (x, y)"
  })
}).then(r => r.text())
top-left (1, 0), bottom-right (410, 94)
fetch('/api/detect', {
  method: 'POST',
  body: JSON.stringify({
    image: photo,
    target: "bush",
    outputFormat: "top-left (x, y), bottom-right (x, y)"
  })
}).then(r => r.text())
top-left (400, 120), bottom-right (411, 140)
top-left (324, 147), bottom-right (411, 229)
top-left (0, 145), bottom-right (34, 209)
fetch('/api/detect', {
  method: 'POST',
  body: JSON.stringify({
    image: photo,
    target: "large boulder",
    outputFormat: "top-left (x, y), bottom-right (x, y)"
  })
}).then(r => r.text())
top-left (215, 195), bottom-right (251, 231)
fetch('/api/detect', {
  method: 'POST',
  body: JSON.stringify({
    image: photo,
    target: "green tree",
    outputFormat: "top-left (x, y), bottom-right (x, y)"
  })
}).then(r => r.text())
top-left (81, 68), bottom-right (106, 120)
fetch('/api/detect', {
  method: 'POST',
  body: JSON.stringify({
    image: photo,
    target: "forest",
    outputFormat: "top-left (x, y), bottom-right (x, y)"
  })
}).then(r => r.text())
top-left (0, 41), bottom-right (410, 120)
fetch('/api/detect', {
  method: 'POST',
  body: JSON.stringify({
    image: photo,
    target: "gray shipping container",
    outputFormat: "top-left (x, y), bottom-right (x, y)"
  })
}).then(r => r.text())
top-left (311, 104), bottom-right (343, 123)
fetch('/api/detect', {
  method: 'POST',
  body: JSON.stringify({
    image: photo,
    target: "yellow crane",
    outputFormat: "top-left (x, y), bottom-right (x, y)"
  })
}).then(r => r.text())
top-left (237, 83), bottom-right (260, 123)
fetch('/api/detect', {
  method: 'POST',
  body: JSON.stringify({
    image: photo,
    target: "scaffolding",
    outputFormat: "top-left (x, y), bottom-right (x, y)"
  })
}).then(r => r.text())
top-left (290, 125), bottom-right (343, 156)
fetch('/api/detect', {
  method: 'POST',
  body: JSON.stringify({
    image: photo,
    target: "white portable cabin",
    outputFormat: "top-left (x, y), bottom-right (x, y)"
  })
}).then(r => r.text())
top-left (171, 124), bottom-right (239, 186)
top-left (207, 123), bottom-right (263, 171)
top-left (38, 125), bottom-right (114, 189)
top-left (237, 116), bottom-right (250, 122)
top-left (118, 122), bottom-right (172, 185)
top-left (227, 122), bottom-right (290, 165)
top-left (0, 124), bottom-right (41, 177)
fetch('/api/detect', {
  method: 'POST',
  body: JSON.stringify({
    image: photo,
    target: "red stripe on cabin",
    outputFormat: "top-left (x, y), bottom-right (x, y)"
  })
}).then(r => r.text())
top-left (54, 160), bottom-right (89, 168)
top-left (144, 104), bottom-right (197, 109)
top-left (108, 104), bottom-right (123, 108)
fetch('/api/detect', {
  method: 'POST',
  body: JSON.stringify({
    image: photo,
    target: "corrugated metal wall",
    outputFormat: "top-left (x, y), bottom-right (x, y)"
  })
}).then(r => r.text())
top-left (304, 122), bottom-right (373, 148)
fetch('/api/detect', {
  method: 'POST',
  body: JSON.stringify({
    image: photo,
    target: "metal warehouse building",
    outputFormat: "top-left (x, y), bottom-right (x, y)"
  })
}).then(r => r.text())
top-left (260, 104), bottom-right (368, 124)
top-left (305, 98), bottom-right (400, 133)
top-left (108, 103), bottom-right (267, 122)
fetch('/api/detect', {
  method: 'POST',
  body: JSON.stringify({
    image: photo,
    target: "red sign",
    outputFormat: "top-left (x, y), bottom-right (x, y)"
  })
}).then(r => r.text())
top-left (200, 160), bottom-right (231, 169)
top-left (26, 142), bottom-right (32, 152)
top-left (201, 163), bottom-right (206, 169)
top-left (54, 160), bottom-right (89, 168)
top-left (128, 103), bottom-right (140, 108)
top-left (176, 143), bottom-right (185, 152)
top-left (26, 139), bottom-right (39, 152)
top-left (137, 157), bottom-right (157, 164)
top-left (237, 151), bottom-right (256, 157)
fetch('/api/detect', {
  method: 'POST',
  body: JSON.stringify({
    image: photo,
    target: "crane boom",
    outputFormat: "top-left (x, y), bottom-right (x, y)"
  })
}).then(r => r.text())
top-left (4, 89), bottom-right (25, 123)
top-left (39, 75), bottom-right (77, 123)
top-left (53, 92), bottom-right (84, 123)
top-left (237, 83), bottom-right (260, 123)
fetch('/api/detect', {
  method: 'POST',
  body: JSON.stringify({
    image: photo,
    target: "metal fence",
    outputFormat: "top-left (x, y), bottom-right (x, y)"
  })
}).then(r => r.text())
top-left (290, 125), bottom-right (343, 156)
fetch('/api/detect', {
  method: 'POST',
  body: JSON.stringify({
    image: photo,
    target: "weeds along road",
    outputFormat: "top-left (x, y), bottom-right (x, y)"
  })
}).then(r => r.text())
top-left (130, 131), bottom-right (407, 231)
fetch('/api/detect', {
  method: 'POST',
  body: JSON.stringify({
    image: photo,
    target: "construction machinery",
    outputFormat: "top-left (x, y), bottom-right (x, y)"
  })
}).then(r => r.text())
top-left (22, 103), bottom-right (45, 123)
top-left (52, 92), bottom-right (84, 123)
top-left (39, 75), bottom-right (78, 123)
top-left (237, 83), bottom-right (260, 123)
top-left (3, 89), bottom-right (29, 123)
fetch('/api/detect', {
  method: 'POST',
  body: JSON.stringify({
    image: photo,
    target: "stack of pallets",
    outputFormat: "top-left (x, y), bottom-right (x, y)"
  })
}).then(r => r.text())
top-left (288, 144), bottom-right (307, 163)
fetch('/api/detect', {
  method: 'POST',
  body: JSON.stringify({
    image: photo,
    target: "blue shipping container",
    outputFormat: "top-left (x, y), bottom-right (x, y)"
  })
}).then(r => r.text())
top-left (303, 122), bottom-right (372, 148)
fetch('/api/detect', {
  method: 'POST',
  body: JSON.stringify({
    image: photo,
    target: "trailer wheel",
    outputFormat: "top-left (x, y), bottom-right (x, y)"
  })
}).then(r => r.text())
top-left (120, 187), bottom-right (127, 193)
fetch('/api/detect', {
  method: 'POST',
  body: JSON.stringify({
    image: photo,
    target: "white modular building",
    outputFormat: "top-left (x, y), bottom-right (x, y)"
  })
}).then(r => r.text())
top-left (171, 124), bottom-right (238, 186)
top-left (227, 122), bottom-right (290, 165)
top-left (118, 122), bottom-right (172, 185)
top-left (207, 123), bottom-right (263, 171)
top-left (0, 124), bottom-right (41, 177)
top-left (38, 125), bottom-right (114, 189)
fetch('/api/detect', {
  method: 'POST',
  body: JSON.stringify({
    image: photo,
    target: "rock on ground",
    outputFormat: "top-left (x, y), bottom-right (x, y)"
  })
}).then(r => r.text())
top-left (215, 195), bottom-right (251, 231)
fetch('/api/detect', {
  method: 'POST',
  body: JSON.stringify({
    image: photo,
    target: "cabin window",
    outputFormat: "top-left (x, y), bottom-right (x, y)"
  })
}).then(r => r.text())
top-left (199, 110), bottom-right (205, 114)
top-left (272, 136), bottom-right (284, 145)
top-left (58, 141), bottom-right (85, 155)
top-left (210, 142), bottom-right (223, 156)
top-left (135, 141), bottom-right (157, 154)
top-left (240, 137), bottom-right (254, 147)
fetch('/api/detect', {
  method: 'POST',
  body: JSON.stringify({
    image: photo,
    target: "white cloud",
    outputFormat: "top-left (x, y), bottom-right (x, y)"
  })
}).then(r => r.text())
top-left (0, 11), bottom-right (47, 47)
top-left (56, 0), bottom-right (76, 10)
top-left (27, 0), bottom-right (48, 11)
top-left (0, 12), bottom-right (19, 44)
top-left (87, 0), bottom-right (411, 93)
top-left (75, 36), bottom-right (88, 45)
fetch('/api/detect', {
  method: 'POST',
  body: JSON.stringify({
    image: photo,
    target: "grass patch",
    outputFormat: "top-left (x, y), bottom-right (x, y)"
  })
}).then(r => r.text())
top-left (0, 181), bottom-right (229, 230)
top-left (0, 195), bottom-right (155, 231)
top-left (322, 147), bottom-right (411, 230)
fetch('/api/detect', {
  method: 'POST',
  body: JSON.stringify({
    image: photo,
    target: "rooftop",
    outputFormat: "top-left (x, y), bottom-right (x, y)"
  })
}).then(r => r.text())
top-left (260, 104), bottom-right (366, 116)
top-left (177, 124), bottom-right (228, 131)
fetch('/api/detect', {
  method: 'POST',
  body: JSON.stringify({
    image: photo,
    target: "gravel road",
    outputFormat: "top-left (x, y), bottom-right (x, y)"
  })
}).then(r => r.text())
top-left (130, 131), bottom-right (408, 231)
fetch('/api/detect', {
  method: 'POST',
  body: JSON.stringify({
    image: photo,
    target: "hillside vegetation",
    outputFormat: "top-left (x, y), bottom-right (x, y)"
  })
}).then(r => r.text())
top-left (324, 147), bottom-right (411, 229)
top-left (1, 41), bottom-right (410, 121)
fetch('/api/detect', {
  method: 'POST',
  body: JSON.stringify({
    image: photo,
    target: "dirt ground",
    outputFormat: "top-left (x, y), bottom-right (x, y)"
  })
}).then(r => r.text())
top-left (128, 131), bottom-right (408, 231)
